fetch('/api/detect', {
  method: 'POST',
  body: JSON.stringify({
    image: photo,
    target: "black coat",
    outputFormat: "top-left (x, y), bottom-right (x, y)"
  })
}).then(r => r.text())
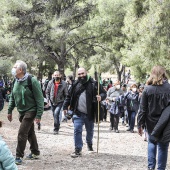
top-left (63, 78), bottom-right (106, 121)
top-left (125, 91), bottom-right (139, 113)
top-left (137, 81), bottom-right (170, 134)
top-left (151, 105), bottom-right (170, 143)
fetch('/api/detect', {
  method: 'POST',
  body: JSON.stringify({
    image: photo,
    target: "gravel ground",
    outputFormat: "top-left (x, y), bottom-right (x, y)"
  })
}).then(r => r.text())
top-left (0, 103), bottom-right (170, 170)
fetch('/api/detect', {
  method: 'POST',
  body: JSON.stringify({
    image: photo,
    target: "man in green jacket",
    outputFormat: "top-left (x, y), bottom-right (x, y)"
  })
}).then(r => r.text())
top-left (7, 60), bottom-right (44, 165)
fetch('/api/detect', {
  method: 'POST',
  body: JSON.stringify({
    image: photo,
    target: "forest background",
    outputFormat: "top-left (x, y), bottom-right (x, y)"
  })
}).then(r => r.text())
top-left (0, 0), bottom-right (170, 83)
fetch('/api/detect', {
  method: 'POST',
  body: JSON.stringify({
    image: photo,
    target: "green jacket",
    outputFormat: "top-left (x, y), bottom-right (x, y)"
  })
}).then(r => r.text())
top-left (8, 77), bottom-right (44, 119)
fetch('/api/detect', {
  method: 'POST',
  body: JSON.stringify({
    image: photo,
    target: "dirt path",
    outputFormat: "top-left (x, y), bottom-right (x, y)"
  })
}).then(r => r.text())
top-left (0, 103), bottom-right (170, 170)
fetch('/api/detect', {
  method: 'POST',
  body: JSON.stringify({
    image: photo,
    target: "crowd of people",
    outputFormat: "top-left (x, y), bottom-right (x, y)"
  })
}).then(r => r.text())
top-left (0, 61), bottom-right (170, 170)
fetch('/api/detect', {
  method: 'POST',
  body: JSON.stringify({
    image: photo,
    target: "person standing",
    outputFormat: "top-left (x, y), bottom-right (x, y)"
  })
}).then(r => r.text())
top-left (46, 71), bottom-right (68, 134)
top-left (63, 68), bottom-right (106, 158)
top-left (7, 60), bottom-right (44, 165)
top-left (138, 65), bottom-right (170, 170)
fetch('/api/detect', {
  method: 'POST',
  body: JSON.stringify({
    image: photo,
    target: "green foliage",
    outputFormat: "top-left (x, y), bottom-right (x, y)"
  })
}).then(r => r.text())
top-left (0, 59), bottom-right (12, 76)
top-left (1, 0), bottom-right (170, 82)
top-left (122, 0), bottom-right (170, 82)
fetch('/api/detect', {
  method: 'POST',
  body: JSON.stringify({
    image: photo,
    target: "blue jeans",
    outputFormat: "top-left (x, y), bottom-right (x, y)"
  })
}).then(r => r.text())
top-left (148, 135), bottom-right (169, 170)
top-left (51, 102), bottom-right (63, 131)
top-left (127, 111), bottom-right (136, 130)
top-left (73, 113), bottom-right (94, 150)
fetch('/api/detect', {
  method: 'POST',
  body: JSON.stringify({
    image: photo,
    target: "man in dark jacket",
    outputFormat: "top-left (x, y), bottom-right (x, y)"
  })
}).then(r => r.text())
top-left (46, 71), bottom-right (68, 134)
top-left (63, 68), bottom-right (106, 158)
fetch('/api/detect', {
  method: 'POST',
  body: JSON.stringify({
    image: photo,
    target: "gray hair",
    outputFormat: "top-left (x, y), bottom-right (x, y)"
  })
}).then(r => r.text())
top-left (16, 60), bottom-right (27, 74)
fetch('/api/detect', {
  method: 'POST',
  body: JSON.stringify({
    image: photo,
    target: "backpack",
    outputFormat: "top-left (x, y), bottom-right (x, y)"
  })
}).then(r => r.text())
top-left (118, 94), bottom-right (126, 107)
top-left (12, 75), bottom-right (33, 92)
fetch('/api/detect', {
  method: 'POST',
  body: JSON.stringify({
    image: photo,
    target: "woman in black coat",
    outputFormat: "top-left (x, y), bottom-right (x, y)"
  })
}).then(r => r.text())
top-left (138, 65), bottom-right (170, 170)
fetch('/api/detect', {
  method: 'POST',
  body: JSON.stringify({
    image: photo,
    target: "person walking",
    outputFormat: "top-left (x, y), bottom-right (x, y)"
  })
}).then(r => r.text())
top-left (107, 80), bottom-right (123, 133)
top-left (138, 65), bottom-right (170, 170)
top-left (125, 84), bottom-right (139, 133)
top-left (63, 68), bottom-right (106, 158)
top-left (46, 71), bottom-right (68, 134)
top-left (7, 60), bottom-right (44, 165)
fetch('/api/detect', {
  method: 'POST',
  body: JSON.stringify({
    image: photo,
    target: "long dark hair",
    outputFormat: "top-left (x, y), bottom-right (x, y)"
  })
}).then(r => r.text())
top-left (146, 66), bottom-right (168, 85)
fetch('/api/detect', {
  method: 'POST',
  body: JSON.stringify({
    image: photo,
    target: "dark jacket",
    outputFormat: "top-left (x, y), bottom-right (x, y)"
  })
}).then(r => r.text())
top-left (151, 105), bottom-right (170, 143)
top-left (125, 91), bottom-right (139, 113)
top-left (46, 79), bottom-right (68, 105)
top-left (137, 81), bottom-right (170, 134)
top-left (63, 78), bottom-right (106, 121)
top-left (0, 87), bottom-right (5, 111)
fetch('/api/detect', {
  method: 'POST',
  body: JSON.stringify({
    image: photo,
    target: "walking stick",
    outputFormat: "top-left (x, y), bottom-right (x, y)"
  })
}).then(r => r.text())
top-left (97, 68), bottom-right (100, 154)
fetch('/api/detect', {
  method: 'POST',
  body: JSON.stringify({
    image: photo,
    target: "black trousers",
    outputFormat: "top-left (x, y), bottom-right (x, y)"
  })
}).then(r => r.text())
top-left (103, 106), bottom-right (107, 120)
top-left (110, 113), bottom-right (119, 130)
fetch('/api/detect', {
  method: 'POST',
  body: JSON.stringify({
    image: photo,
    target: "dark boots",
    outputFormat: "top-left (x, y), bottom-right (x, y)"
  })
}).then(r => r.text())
top-left (71, 148), bottom-right (82, 158)
top-left (87, 144), bottom-right (93, 151)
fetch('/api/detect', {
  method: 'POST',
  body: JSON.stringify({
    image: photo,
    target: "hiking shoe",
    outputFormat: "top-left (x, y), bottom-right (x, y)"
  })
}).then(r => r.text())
top-left (15, 157), bottom-right (22, 165)
top-left (53, 130), bottom-right (59, 135)
top-left (71, 149), bottom-right (82, 158)
top-left (26, 153), bottom-right (39, 160)
top-left (87, 144), bottom-right (94, 151)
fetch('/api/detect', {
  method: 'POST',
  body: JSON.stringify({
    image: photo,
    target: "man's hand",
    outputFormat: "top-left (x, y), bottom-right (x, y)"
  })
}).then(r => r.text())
top-left (7, 114), bottom-right (12, 122)
top-left (35, 118), bottom-right (41, 124)
top-left (138, 127), bottom-right (143, 136)
top-left (96, 95), bottom-right (101, 102)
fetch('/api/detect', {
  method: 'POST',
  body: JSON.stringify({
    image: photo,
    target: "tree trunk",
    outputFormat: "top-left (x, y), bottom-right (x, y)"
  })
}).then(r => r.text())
top-left (38, 62), bottom-right (43, 80)
top-left (73, 60), bottom-right (79, 79)
top-left (122, 65), bottom-right (126, 84)
top-left (58, 41), bottom-right (66, 79)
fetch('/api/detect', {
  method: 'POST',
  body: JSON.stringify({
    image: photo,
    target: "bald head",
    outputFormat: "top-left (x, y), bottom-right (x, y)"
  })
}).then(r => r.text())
top-left (77, 68), bottom-right (88, 83)
top-left (77, 68), bottom-right (87, 76)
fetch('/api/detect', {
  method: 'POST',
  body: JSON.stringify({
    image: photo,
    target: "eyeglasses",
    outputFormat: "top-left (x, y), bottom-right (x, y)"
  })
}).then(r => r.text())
top-left (78, 72), bottom-right (85, 76)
